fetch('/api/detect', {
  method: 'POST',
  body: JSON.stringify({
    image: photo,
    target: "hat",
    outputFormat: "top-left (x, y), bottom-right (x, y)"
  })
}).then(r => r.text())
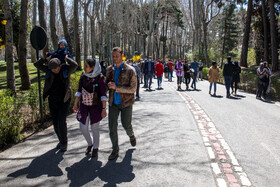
top-left (58, 38), bottom-right (67, 46)
top-left (48, 58), bottom-right (61, 69)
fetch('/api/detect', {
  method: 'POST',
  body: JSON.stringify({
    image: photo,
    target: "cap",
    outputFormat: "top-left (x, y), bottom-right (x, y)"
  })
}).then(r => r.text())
top-left (48, 58), bottom-right (61, 69)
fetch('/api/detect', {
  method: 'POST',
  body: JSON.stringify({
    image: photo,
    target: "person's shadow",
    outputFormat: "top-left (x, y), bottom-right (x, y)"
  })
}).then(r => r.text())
top-left (97, 149), bottom-right (135, 186)
top-left (65, 156), bottom-right (102, 187)
top-left (8, 148), bottom-right (64, 178)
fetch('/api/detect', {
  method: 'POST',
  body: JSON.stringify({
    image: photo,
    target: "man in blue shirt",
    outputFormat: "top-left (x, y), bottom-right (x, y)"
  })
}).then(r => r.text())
top-left (106, 47), bottom-right (137, 160)
top-left (190, 57), bottom-right (199, 90)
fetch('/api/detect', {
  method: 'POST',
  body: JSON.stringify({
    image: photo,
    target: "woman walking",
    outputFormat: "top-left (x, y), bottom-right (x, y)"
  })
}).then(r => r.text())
top-left (256, 62), bottom-right (270, 100)
top-left (183, 60), bottom-right (191, 90)
top-left (208, 61), bottom-right (220, 96)
top-left (73, 59), bottom-right (107, 157)
top-left (175, 58), bottom-right (184, 90)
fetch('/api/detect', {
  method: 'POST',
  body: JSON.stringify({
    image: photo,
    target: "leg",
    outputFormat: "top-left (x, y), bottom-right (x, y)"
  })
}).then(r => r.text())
top-left (48, 99), bottom-right (61, 143)
top-left (148, 74), bottom-right (152, 89)
top-left (108, 104), bottom-right (120, 152)
top-left (209, 82), bottom-right (212, 93)
top-left (136, 77), bottom-right (140, 97)
top-left (80, 115), bottom-right (93, 146)
top-left (57, 100), bottom-right (70, 145)
top-left (214, 82), bottom-right (217, 93)
top-left (157, 77), bottom-right (160, 88)
top-left (120, 105), bottom-right (134, 137)
top-left (90, 121), bottom-right (100, 149)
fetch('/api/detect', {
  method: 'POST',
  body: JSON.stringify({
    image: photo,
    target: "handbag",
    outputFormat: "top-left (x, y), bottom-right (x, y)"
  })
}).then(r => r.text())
top-left (82, 87), bottom-right (94, 106)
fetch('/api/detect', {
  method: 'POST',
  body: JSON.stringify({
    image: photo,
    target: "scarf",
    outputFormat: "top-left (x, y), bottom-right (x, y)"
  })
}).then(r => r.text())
top-left (84, 61), bottom-right (102, 78)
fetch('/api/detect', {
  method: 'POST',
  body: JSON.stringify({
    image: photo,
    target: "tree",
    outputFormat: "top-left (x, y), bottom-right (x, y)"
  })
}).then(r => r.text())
top-left (240, 0), bottom-right (253, 67)
top-left (50, 0), bottom-right (59, 49)
top-left (3, 0), bottom-right (16, 93)
top-left (18, 0), bottom-right (30, 90)
top-left (38, 0), bottom-right (49, 57)
top-left (31, 0), bottom-right (37, 63)
top-left (74, 0), bottom-right (81, 69)
top-left (82, 0), bottom-right (91, 63)
top-left (268, 0), bottom-right (279, 71)
top-left (261, 0), bottom-right (269, 62)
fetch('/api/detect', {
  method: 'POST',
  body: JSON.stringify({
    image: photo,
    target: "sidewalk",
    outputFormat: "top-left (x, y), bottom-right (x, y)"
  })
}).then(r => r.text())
top-left (0, 77), bottom-right (216, 186)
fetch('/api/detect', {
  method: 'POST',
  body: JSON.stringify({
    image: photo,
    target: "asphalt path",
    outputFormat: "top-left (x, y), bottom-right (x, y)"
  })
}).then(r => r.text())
top-left (0, 77), bottom-right (217, 186)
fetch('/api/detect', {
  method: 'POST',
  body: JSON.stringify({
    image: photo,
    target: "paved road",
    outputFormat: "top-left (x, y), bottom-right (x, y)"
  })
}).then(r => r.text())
top-left (0, 76), bottom-right (279, 186)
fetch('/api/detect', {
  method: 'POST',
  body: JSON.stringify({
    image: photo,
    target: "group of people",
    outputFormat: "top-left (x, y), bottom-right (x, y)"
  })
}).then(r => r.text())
top-left (35, 42), bottom-right (137, 161)
top-left (34, 36), bottom-right (272, 163)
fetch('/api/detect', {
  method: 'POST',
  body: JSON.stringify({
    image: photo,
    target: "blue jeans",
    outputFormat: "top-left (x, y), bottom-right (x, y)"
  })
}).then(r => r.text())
top-left (209, 82), bottom-right (217, 93)
top-left (224, 76), bottom-right (233, 95)
top-left (168, 71), bottom-right (173, 81)
top-left (146, 74), bottom-right (153, 89)
top-left (191, 73), bottom-right (197, 88)
top-left (157, 76), bottom-right (162, 88)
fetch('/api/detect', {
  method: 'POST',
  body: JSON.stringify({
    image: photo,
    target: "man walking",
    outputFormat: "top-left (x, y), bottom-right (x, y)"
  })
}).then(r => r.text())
top-left (106, 47), bottom-right (137, 160)
top-left (143, 56), bottom-right (155, 90)
top-left (223, 56), bottom-right (234, 98)
top-left (155, 59), bottom-right (164, 89)
top-left (34, 56), bottom-right (78, 152)
top-left (190, 57), bottom-right (199, 90)
top-left (133, 60), bottom-right (141, 99)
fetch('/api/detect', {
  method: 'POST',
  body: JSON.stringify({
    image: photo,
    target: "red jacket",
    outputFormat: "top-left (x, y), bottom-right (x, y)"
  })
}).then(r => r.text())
top-left (155, 61), bottom-right (164, 77)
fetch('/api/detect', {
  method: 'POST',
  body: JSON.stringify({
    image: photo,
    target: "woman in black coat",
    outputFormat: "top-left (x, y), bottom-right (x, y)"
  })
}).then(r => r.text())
top-left (231, 61), bottom-right (241, 95)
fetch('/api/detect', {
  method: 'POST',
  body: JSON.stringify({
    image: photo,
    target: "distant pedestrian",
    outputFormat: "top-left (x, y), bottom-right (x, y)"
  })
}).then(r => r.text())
top-left (175, 58), bottom-right (184, 90)
top-left (190, 57), bottom-right (199, 90)
top-left (155, 60), bottom-right (164, 89)
top-left (256, 62), bottom-right (270, 100)
top-left (100, 60), bottom-right (107, 77)
top-left (34, 56), bottom-right (78, 152)
top-left (231, 61), bottom-right (241, 96)
top-left (106, 47), bottom-right (137, 160)
top-left (183, 60), bottom-right (191, 90)
top-left (264, 61), bottom-right (272, 95)
top-left (198, 60), bottom-right (204, 81)
top-left (133, 60), bottom-right (141, 98)
top-left (208, 61), bottom-right (220, 96)
top-left (223, 56), bottom-right (234, 98)
top-left (143, 56), bottom-right (155, 90)
top-left (73, 59), bottom-right (107, 158)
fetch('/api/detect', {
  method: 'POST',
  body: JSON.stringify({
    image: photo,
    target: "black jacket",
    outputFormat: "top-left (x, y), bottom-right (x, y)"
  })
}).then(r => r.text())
top-left (223, 62), bottom-right (234, 77)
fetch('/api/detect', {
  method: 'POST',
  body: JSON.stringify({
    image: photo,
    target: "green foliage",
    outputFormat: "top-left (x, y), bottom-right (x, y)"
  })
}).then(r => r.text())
top-left (0, 89), bottom-right (22, 148)
top-left (247, 48), bottom-right (256, 66)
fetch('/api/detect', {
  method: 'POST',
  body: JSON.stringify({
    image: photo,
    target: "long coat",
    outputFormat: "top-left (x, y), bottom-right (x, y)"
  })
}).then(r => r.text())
top-left (208, 66), bottom-right (220, 83)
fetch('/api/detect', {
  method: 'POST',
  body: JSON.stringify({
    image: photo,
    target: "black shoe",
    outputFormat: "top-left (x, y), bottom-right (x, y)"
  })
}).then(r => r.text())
top-left (108, 151), bottom-right (119, 160)
top-left (91, 148), bottom-right (98, 158)
top-left (85, 145), bottom-right (93, 155)
top-left (130, 135), bottom-right (136, 147)
top-left (60, 144), bottom-right (67, 152)
top-left (56, 142), bottom-right (61, 149)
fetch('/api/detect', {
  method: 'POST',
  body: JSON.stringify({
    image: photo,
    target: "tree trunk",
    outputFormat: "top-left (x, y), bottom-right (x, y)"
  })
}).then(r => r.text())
top-left (50, 0), bottom-right (59, 49)
top-left (261, 0), bottom-right (269, 62)
top-left (18, 0), bottom-right (31, 90)
top-left (240, 0), bottom-right (253, 67)
top-left (202, 22), bottom-right (210, 67)
top-left (91, 17), bottom-right (96, 60)
top-left (74, 0), bottom-right (81, 69)
top-left (83, 0), bottom-right (91, 63)
top-left (59, 0), bottom-right (73, 54)
top-left (3, 0), bottom-right (16, 94)
top-left (31, 0), bottom-right (37, 63)
top-left (268, 0), bottom-right (279, 71)
top-left (38, 0), bottom-right (49, 56)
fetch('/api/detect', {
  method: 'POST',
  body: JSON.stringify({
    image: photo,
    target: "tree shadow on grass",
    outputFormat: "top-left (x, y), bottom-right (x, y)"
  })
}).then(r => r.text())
top-left (98, 149), bottom-right (135, 186)
top-left (8, 148), bottom-right (64, 178)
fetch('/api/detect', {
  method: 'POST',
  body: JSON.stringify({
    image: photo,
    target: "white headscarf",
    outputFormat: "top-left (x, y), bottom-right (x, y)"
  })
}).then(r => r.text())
top-left (84, 60), bottom-right (102, 78)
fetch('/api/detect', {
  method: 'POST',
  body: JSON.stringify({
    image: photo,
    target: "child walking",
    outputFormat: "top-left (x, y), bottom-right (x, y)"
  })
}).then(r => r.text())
top-left (73, 59), bottom-right (107, 158)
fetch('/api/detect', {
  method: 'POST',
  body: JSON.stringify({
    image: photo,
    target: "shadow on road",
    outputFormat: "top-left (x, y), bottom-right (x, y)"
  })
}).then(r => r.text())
top-left (65, 156), bottom-right (102, 187)
top-left (8, 148), bottom-right (64, 178)
top-left (97, 149), bottom-right (135, 186)
top-left (235, 94), bottom-right (246, 98)
top-left (210, 95), bottom-right (223, 98)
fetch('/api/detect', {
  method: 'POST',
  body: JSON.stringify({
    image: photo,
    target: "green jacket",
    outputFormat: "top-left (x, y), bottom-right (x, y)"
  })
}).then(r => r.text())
top-left (34, 57), bottom-right (78, 103)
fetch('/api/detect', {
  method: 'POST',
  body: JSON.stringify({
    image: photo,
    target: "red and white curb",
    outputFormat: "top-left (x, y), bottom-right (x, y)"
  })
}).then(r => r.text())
top-left (168, 83), bottom-right (252, 187)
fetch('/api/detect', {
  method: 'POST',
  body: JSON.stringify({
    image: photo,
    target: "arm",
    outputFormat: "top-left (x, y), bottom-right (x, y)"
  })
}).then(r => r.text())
top-left (99, 77), bottom-right (107, 118)
top-left (73, 74), bottom-right (83, 112)
top-left (34, 58), bottom-right (49, 73)
top-left (115, 69), bottom-right (137, 94)
top-left (66, 56), bottom-right (78, 75)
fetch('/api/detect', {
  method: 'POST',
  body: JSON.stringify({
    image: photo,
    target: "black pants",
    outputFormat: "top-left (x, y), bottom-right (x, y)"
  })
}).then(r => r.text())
top-left (256, 79), bottom-right (268, 98)
top-left (231, 81), bottom-right (238, 93)
top-left (136, 77), bottom-right (140, 98)
top-left (184, 75), bottom-right (190, 88)
top-left (48, 98), bottom-right (70, 145)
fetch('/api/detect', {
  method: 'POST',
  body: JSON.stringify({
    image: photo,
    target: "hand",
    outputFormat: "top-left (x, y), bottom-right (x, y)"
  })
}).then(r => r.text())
top-left (46, 52), bottom-right (48, 56)
top-left (108, 82), bottom-right (116, 90)
top-left (73, 104), bottom-right (78, 113)
top-left (101, 109), bottom-right (107, 118)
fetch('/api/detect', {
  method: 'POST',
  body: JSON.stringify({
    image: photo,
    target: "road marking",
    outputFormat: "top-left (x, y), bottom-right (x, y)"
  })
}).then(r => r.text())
top-left (261, 142), bottom-right (280, 164)
top-left (168, 82), bottom-right (252, 187)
